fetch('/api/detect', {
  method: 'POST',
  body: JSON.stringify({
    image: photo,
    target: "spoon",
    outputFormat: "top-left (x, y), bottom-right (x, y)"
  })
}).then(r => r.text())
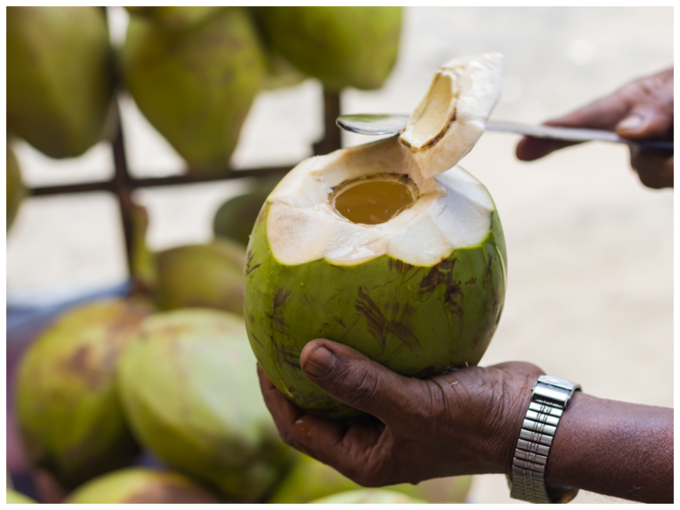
top-left (336, 114), bottom-right (674, 152)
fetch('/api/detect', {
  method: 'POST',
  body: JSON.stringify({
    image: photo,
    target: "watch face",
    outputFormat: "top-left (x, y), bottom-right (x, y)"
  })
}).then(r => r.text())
top-left (538, 375), bottom-right (577, 390)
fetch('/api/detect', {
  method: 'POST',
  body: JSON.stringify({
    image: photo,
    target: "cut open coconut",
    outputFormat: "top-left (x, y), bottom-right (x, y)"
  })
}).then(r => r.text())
top-left (245, 53), bottom-right (506, 419)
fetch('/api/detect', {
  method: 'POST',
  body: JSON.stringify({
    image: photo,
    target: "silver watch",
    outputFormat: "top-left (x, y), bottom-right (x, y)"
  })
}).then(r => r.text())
top-left (507, 375), bottom-right (581, 504)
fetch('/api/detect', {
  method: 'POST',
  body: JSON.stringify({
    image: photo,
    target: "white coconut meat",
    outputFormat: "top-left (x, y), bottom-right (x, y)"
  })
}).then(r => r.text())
top-left (265, 53), bottom-right (503, 268)
top-left (400, 53), bottom-right (503, 179)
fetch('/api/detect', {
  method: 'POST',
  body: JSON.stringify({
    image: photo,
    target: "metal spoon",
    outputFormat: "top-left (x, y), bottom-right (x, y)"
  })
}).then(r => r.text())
top-left (336, 114), bottom-right (674, 152)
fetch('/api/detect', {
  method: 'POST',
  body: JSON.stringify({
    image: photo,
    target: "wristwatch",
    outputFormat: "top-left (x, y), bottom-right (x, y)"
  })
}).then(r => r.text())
top-left (507, 374), bottom-right (581, 504)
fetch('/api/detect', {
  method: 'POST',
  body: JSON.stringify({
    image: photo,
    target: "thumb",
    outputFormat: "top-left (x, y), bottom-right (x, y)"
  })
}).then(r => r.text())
top-left (300, 339), bottom-right (427, 425)
top-left (616, 84), bottom-right (673, 139)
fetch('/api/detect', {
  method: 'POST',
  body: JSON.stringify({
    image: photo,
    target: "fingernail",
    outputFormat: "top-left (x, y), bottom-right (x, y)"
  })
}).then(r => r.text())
top-left (618, 115), bottom-right (644, 132)
top-left (303, 346), bottom-right (337, 378)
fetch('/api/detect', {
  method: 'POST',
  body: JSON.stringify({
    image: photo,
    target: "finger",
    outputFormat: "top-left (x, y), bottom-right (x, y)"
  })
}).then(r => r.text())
top-left (257, 364), bottom-right (304, 435)
top-left (257, 365), bottom-right (385, 478)
top-left (515, 136), bottom-right (579, 161)
top-left (629, 147), bottom-right (674, 189)
top-left (299, 339), bottom-right (431, 427)
top-left (257, 364), bottom-right (345, 455)
top-left (617, 71), bottom-right (674, 139)
top-left (543, 95), bottom-right (632, 132)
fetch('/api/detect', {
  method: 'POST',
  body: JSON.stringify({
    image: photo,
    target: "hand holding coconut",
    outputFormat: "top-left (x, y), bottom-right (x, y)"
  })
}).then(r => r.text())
top-left (259, 340), bottom-right (673, 504)
top-left (516, 68), bottom-right (674, 189)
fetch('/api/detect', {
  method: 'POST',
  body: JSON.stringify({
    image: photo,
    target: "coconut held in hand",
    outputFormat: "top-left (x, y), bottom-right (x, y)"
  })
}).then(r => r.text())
top-left (245, 54), bottom-right (506, 419)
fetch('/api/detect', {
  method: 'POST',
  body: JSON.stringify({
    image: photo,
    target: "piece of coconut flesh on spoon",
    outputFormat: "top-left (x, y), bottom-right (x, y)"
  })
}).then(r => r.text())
top-left (245, 53), bottom-right (507, 419)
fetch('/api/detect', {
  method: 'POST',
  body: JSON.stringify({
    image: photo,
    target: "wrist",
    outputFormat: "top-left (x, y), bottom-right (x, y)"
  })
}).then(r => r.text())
top-left (542, 389), bottom-right (588, 488)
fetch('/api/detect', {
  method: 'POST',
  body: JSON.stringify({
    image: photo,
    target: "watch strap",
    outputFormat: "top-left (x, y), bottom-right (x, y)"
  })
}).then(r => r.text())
top-left (508, 375), bottom-right (581, 503)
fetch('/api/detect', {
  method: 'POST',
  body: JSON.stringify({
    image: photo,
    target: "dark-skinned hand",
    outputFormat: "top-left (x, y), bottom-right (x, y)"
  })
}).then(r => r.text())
top-left (516, 68), bottom-right (673, 189)
top-left (258, 338), bottom-right (542, 487)
top-left (258, 339), bottom-right (674, 503)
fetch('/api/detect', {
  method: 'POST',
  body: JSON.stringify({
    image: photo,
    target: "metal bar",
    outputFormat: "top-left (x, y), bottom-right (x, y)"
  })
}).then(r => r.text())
top-left (27, 165), bottom-right (294, 197)
top-left (110, 101), bottom-right (136, 276)
top-left (313, 88), bottom-right (342, 156)
top-left (29, 181), bottom-right (114, 196)
top-left (131, 165), bottom-right (293, 188)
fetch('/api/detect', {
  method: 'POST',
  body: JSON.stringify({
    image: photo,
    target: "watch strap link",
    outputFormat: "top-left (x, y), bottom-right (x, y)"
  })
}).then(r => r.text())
top-left (508, 375), bottom-right (581, 504)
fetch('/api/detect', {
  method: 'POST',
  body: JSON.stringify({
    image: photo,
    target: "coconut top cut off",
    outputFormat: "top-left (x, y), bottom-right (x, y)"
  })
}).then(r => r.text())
top-left (400, 52), bottom-right (503, 178)
top-left (264, 53), bottom-right (503, 267)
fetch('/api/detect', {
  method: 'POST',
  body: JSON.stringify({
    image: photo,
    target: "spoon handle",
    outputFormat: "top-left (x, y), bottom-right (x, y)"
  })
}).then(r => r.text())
top-left (486, 121), bottom-right (674, 151)
top-left (336, 114), bottom-right (673, 152)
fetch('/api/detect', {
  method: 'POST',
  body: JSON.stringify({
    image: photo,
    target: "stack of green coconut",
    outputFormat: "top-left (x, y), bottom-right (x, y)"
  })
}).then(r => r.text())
top-left (8, 6), bottom-right (474, 504)
top-left (7, 5), bottom-right (403, 231)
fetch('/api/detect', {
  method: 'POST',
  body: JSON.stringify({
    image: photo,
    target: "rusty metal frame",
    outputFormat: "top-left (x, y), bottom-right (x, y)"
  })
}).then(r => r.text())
top-left (27, 90), bottom-right (342, 276)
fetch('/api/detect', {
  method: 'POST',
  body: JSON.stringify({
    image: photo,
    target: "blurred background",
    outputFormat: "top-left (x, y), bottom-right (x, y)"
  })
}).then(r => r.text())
top-left (6, 6), bottom-right (673, 505)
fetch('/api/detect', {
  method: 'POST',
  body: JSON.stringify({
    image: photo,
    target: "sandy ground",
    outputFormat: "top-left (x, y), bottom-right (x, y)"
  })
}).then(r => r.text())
top-left (7, 7), bottom-right (673, 504)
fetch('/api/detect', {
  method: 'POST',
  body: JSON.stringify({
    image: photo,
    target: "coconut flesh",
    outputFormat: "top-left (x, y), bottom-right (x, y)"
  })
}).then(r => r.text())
top-left (245, 53), bottom-right (505, 419)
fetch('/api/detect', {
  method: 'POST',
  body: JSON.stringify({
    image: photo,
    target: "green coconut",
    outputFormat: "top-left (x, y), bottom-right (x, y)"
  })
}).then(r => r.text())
top-left (255, 7), bottom-right (402, 91)
top-left (117, 309), bottom-right (298, 502)
top-left (124, 7), bottom-right (225, 32)
top-left (122, 8), bottom-right (266, 175)
top-left (6, 489), bottom-right (36, 504)
top-left (246, 8), bottom-right (307, 91)
top-left (7, 7), bottom-right (114, 158)
top-left (245, 53), bottom-right (505, 419)
top-left (64, 468), bottom-right (220, 503)
top-left (154, 240), bottom-right (246, 315)
top-left (7, 146), bottom-right (26, 232)
top-left (14, 298), bottom-right (154, 489)
top-left (213, 175), bottom-right (284, 246)
top-left (310, 489), bottom-right (426, 504)
top-left (268, 453), bottom-right (471, 503)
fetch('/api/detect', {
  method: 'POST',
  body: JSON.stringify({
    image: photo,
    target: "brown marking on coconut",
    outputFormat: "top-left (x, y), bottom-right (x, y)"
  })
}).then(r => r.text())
top-left (336, 317), bottom-right (361, 343)
top-left (245, 250), bottom-right (262, 277)
top-left (355, 287), bottom-right (420, 352)
top-left (251, 333), bottom-right (265, 351)
top-left (281, 358), bottom-right (301, 370)
top-left (444, 280), bottom-right (464, 319)
top-left (418, 258), bottom-right (457, 293)
top-left (245, 263), bottom-right (261, 277)
top-left (388, 258), bottom-right (413, 273)
top-left (485, 253), bottom-right (494, 281)
top-left (271, 288), bottom-right (291, 323)
top-left (301, 291), bottom-right (354, 343)
top-left (402, 266), bottom-right (424, 286)
top-left (355, 287), bottom-right (388, 349)
top-left (417, 258), bottom-right (464, 317)
top-left (274, 344), bottom-right (301, 369)
top-left (372, 265), bottom-right (419, 291)
top-left (63, 346), bottom-right (108, 390)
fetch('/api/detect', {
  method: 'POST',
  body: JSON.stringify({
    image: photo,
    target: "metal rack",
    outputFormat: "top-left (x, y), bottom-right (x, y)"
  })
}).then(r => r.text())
top-left (27, 89), bottom-right (343, 275)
